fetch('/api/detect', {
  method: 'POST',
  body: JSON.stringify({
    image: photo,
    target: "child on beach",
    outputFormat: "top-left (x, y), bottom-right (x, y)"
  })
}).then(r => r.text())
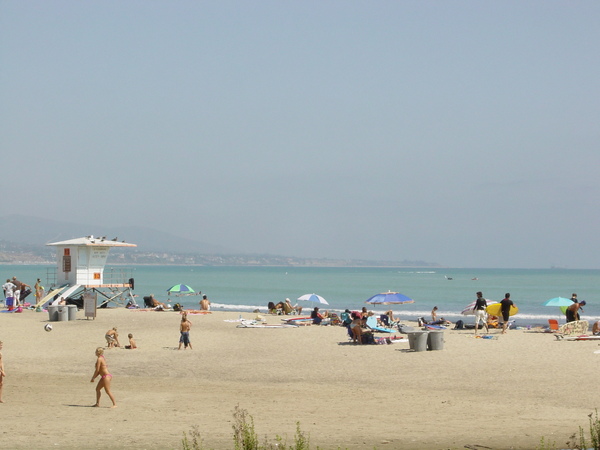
top-left (178, 314), bottom-right (192, 350)
top-left (90, 347), bottom-right (117, 408)
top-left (125, 333), bottom-right (137, 349)
top-left (105, 327), bottom-right (120, 348)
top-left (0, 341), bottom-right (5, 403)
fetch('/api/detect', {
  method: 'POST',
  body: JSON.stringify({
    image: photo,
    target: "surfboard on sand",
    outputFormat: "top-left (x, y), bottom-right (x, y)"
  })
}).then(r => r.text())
top-left (486, 303), bottom-right (518, 317)
top-left (555, 334), bottom-right (600, 341)
top-left (34, 287), bottom-right (67, 309)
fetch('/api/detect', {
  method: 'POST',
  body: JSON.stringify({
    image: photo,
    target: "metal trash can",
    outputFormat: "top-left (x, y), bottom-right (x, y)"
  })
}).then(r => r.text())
top-left (67, 305), bottom-right (77, 321)
top-left (48, 305), bottom-right (59, 322)
top-left (407, 331), bottom-right (429, 352)
top-left (57, 305), bottom-right (69, 322)
top-left (427, 330), bottom-right (444, 351)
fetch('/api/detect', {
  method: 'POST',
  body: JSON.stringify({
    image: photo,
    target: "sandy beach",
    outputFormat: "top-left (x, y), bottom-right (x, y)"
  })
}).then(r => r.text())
top-left (0, 307), bottom-right (598, 449)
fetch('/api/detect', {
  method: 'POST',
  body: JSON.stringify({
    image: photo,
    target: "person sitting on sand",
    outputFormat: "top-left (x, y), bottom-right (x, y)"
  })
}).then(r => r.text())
top-left (593, 321), bottom-right (600, 336)
top-left (149, 294), bottom-right (167, 310)
top-left (274, 302), bottom-right (285, 314)
top-left (385, 310), bottom-right (400, 325)
top-left (105, 327), bottom-right (120, 348)
top-left (284, 298), bottom-right (302, 315)
top-left (311, 307), bottom-right (324, 325)
top-left (125, 333), bottom-right (137, 349)
top-left (199, 295), bottom-right (211, 311)
top-left (267, 302), bottom-right (278, 314)
top-left (90, 347), bottom-right (116, 408)
top-left (487, 315), bottom-right (499, 328)
top-left (350, 312), bottom-right (363, 344)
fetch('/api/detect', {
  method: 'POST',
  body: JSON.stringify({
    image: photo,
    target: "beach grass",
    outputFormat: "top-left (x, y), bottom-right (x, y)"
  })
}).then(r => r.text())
top-left (183, 406), bottom-right (311, 450)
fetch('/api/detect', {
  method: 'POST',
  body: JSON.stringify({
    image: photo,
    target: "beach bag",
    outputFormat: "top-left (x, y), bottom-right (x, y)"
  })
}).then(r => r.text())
top-left (173, 303), bottom-right (183, 311)
top-left (454, 320), bottom-right (464, 330)
top-left (362, 332), bottom-right (375, 345)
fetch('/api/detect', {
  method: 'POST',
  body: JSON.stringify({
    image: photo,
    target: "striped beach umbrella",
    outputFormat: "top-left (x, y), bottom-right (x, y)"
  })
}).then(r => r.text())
top-left (167, 284), bottom-right (195, 294)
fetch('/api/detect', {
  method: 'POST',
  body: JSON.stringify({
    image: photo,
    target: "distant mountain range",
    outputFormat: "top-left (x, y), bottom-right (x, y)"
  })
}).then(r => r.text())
top-left (0, 214), bottom-right (229, 254)
top-left (0, 214), bottom-right (439, 267)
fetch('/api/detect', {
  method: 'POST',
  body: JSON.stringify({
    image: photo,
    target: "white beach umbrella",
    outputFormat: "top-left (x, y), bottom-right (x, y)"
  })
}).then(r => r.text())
top-left (297, 294), bottom-right (329, 305)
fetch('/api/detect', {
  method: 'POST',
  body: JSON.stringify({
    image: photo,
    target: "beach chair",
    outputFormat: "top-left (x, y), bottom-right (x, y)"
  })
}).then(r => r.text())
top-left (548, 319), bottom-right (559, 332)
top-left (366, 316), bottom-right (396, 333)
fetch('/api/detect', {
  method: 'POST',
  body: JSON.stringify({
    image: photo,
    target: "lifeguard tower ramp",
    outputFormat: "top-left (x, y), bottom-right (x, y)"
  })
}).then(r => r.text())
top-left (45, 236), bottom-right (137, 307)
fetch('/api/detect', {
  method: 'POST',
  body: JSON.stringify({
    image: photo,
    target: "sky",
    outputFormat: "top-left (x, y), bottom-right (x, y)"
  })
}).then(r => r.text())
top-left (1, 1), bottom-right (599, 268)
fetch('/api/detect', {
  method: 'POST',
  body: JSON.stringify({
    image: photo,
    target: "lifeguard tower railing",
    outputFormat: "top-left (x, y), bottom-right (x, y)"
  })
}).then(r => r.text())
top-left (45, 266), bottom-right (136, 307)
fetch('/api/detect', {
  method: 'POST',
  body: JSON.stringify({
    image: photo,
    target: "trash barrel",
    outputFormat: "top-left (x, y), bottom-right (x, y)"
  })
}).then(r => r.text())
top-left (67, 305), bottom-right (77, 321)
top-left (427, 330), bottom-right (445, 351)
top-left (57, 305), bottom-right (69, 322)
top-left (407, 331), bottom-right (429, 352)
top-left (48, 305), bottom-right (59, 322)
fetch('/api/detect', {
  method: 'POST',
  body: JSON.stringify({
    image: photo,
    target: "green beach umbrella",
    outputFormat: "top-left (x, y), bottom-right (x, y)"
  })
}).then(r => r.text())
top-left (167, 284), bottom-right (195, 294)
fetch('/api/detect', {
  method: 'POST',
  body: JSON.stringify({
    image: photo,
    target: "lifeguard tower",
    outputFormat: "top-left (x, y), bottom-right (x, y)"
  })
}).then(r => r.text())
top-left (43, 236), bottom-right (137, 308)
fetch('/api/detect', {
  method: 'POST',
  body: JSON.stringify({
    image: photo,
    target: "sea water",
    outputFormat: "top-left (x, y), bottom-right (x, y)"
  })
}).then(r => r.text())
top-left (2, 265), bottom-right (599, 326)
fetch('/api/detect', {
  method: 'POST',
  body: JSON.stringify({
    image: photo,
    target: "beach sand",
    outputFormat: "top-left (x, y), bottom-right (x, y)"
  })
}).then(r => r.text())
top-left (0, 307), bottom-right (598, 449)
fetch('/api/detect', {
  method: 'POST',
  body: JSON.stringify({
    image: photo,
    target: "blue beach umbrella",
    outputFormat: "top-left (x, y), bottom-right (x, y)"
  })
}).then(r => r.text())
top-left (365, 291), bottom-right (414, 305)
top-left (167, 284), bottom-right (195, 294)
top-left (543, 297), bottom-right (573, 307)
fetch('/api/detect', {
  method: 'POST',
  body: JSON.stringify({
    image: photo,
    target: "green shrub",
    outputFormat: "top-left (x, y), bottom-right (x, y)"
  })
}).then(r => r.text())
top-left (183, 405), bottom-right (312, 450)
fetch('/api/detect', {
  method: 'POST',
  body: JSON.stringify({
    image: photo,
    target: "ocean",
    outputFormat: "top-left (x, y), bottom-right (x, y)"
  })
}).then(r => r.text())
top-left (2, 265), bottom-right (599, 326)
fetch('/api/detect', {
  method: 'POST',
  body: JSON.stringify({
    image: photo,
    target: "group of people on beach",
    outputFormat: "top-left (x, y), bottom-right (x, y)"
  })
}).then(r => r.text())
top-left (2, 277), bottom-right (37, 309)
top-left (144, 293), bottom-right (211, 312)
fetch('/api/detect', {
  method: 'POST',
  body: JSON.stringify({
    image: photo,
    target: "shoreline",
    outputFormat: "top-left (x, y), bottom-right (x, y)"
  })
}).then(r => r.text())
top-left (0, 307), bottom-right (599, 449)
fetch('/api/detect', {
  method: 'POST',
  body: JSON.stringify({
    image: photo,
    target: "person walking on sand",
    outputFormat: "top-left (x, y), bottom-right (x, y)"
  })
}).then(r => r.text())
top-left (473, 291), bottom-right (488, 335)
top-left (500, 293), bottom-right (515, 334)
top-left (0, 341), bottom-right (5, 403)
top-left (178, 314), bottom-right (192, 350)
top-left (90, 347), bottom-right (116, 408)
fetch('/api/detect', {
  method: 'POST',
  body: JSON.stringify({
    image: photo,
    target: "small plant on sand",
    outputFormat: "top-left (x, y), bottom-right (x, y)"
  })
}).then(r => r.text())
top-left (232, 405), bottom-right (260, 450)
top-left (182, 425), bottom-right (204, 450)
top-left (183, 405), bottom-right (311, 450)
top-left (536, 436), bottom-right (556, 450)
top-left (566, 409), bottom-right (600, 450)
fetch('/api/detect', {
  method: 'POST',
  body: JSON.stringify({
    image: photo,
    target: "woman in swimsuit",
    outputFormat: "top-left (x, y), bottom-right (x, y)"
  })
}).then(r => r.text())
top-left (90, 347), bottom-right (117, 408)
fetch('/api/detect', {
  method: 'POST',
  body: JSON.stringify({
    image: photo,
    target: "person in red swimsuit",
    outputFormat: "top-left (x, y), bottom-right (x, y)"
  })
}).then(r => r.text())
top-left (91, 347), bottom-right (117, 408)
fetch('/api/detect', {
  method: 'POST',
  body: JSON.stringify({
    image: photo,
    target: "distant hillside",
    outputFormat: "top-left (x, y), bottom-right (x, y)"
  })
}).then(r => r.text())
top-left (0, 214), bottom-right (229, 254)
top-left (0, 214), bottom-right (440, 268)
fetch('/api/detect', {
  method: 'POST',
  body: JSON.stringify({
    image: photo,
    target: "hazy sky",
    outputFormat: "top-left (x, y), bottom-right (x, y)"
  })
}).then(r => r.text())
top-left (1, 1), bottom-right (599, 268)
